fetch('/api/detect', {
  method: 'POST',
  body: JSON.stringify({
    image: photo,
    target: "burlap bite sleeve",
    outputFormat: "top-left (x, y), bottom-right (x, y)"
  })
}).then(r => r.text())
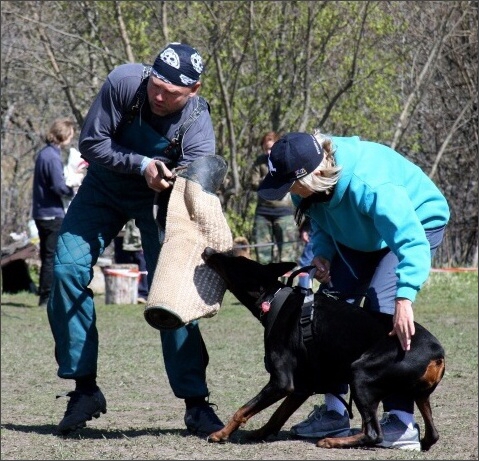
top-left (144, 156), bottom-right (233, 330)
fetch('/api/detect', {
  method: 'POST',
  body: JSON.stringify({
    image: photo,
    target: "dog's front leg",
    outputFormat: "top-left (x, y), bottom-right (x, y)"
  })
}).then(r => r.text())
top-left (207, 407), bottom-right (251, 442)
top-left (208, 382), bottom-right (288, 443)
top-left (247, 392), bottom-right (309, 441)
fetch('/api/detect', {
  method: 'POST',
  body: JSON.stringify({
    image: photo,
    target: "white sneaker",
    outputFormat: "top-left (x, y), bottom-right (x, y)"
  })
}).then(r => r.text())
top-left (376, 412), bottom-right (421, 451)
top-left (290, 404), bottom-right (350, 438)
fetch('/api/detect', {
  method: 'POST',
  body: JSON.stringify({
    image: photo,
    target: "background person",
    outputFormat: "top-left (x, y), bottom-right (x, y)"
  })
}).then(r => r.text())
top-left (257, 131), bottom-right (449, 451)
top-left (32, 117), bottom-right (76, 307)
top-left (251, 131), bottom-right (299, 264)
top-left (113, 219), bottom-right (149, 303)
top-left (47, 42), bottom-right (224, 437)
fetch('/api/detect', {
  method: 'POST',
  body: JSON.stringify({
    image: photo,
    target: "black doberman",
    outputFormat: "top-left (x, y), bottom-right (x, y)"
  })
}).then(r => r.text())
top-left (201, 247), bottom-right (445, 451)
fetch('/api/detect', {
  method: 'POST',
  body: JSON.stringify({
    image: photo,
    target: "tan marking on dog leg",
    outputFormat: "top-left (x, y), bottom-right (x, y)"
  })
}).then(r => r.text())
top-left (421, 358), bottom-right (445, 388)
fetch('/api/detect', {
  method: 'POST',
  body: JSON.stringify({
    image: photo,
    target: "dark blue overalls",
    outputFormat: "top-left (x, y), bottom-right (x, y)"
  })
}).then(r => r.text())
top-left (47, 115), bottom-right (210, 399)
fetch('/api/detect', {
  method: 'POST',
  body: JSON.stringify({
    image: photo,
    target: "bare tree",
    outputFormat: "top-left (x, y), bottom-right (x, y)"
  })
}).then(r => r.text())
top-left (1, 1), bottom-right (477, 266)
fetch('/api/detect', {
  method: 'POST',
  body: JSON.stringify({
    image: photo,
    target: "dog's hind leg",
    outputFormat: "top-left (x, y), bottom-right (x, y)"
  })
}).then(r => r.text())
top-left (414, 358), bottom-right (444, 450)
top-left (247, 392), bottom-right (309, 441)
top-left (414, 356), bottom-right (445, 451)
top-left (317, 396), bottom-right (382, 449)
top-left (318, 372), bottom-right (383, 449)
top-left (416, 395), bottom-right (439, 451)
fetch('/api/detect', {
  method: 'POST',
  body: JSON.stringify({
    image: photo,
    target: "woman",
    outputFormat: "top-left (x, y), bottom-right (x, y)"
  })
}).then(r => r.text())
top-left (32, 117), bottom-right (75, 306)
top-left (257, 131), bottom-right (449, 451)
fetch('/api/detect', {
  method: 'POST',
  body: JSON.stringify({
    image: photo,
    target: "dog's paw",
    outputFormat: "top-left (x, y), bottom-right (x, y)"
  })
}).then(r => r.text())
top-left (207, 430), bottom-right (229, 443)
top-left (317, 437), bottom-right (337, 449)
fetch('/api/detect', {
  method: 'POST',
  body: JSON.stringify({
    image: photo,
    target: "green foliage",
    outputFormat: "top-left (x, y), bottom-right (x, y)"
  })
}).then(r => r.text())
top-left (225, 200), bottom-right (256, 240)
top-left (1, 0), bottom-right (476, 267)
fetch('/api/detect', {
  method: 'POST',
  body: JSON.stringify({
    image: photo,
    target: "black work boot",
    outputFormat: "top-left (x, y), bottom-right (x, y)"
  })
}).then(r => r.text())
top-left (56, 389), bottom-right (107, 435)
top-left (184, 402), bottom-right (224, 437)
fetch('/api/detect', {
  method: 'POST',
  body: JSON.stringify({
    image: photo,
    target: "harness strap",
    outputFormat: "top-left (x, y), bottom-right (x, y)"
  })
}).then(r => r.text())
top-left (332, 392), bottom-right (354, 419)
top-left (288, 265), bottom-right (317, 343)
top-left (299, 288), bottom-right (315, 343)
top-left (115, 64), bottom-right (152, 134)
top-left (286, 265), bottom-right (316, 287)
top-left (162, 96), bottom-right (209, 162)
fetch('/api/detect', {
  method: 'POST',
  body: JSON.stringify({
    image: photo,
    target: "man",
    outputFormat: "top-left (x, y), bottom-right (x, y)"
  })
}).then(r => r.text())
top-left (47, 42), bottom-right (224, 437)
top-left (257, 131), bottom-right (449, 451)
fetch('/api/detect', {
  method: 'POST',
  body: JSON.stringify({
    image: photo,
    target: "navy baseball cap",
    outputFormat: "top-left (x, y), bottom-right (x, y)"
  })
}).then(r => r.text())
top-left (258, 132), bottom-right (324, 200)
top-left (152, 43), bottom-right (203, 87)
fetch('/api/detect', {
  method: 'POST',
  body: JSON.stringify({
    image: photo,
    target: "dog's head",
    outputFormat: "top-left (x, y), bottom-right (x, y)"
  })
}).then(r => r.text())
top-left (202, 247), bottom-right (296, 316)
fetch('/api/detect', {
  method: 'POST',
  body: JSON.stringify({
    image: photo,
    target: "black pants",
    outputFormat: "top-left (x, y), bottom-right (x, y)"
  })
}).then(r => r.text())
top-left (35, 218), bottom-right (63, 303)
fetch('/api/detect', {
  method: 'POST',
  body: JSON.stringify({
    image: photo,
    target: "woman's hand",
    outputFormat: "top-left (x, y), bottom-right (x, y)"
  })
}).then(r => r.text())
top-left (389, 298), bottom-right (416, 351)
top-left (312, 256), bottom-right (331, 284)
top-left (300, 230), bottom-right (310, 244)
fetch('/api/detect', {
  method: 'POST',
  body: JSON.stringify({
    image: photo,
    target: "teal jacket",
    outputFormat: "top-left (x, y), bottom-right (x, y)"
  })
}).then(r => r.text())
top-left (292, 136), bottom-right (450, 302)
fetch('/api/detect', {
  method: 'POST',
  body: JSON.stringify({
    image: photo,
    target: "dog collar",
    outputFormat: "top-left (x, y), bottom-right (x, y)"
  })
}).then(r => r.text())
top-left (258, 287), bottom-right (293, 338)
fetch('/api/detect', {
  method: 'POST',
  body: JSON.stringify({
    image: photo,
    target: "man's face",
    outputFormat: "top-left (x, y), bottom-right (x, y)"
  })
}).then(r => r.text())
top-left (147, 75), bottom-right (200, 116)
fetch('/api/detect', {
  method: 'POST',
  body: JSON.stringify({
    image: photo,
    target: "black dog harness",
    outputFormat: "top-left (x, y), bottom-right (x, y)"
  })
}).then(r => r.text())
top-left (258, 265), bottom-right (355, 419)
top-left (258, 265), bottom-right (317, 341)
top-left (286, 265), bottom-right (318, 343)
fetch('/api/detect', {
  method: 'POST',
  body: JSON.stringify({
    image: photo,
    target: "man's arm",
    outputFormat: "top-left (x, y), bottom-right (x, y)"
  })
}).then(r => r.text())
top-left (79, 64), bottom-right (146, 175)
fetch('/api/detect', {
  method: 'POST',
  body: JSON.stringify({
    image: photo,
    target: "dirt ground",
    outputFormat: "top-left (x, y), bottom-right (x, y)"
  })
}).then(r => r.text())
top-left (1, 272), bottom-right (478, 460)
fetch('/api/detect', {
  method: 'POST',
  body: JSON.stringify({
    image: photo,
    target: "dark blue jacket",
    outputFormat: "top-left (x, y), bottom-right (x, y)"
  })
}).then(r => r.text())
top-left (32, 143), bottom-right (73, 219)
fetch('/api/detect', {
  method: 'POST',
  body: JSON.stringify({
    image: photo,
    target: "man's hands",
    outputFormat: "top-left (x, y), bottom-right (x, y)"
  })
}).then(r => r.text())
top-left (144, 160), bottom-right (175, 192)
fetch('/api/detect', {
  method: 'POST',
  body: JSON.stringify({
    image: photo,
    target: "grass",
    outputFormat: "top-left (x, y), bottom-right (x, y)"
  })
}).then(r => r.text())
top-left (1, 271), bottom-right (477, 460)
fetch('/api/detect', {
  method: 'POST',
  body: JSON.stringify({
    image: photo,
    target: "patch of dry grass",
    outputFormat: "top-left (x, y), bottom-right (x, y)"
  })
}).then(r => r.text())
top-left (1, 271), bottom-right (477, 460)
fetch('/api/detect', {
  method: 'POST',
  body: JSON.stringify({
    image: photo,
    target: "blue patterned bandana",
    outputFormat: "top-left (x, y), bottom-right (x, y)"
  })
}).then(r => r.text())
top-left (152, 43), bottom-right (203, 87)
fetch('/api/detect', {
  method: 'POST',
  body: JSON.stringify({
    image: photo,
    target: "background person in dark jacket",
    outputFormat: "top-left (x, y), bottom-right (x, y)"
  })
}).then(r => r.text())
top-left (251, 131), bottom-right (299, 264)
top-left (32, 117), bottom-right (75, 306)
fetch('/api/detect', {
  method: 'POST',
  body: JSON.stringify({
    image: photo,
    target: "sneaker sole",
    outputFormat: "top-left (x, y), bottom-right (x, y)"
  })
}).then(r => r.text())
top-left (291, 427), bottom-right (351, 439)
top-left (57, 409), bottom-right (107, 435)
top-left (376, 440), bottom-right (421, 451)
